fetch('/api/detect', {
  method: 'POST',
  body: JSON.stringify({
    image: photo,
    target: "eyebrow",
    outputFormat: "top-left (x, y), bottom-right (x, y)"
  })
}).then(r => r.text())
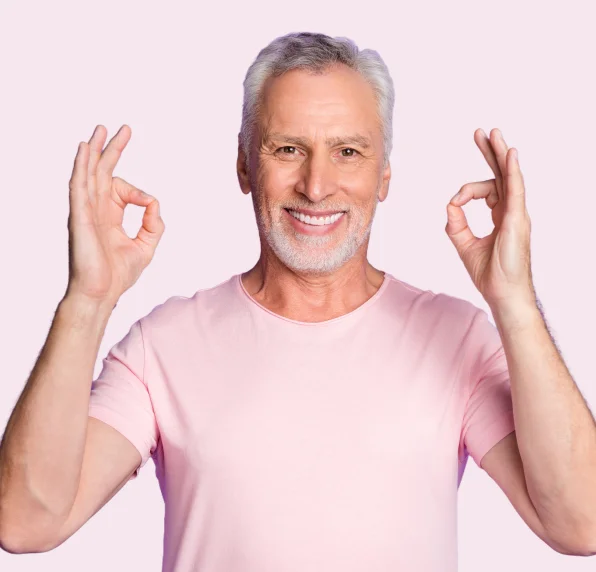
top-left (263, 131), bottom-right (372, 150)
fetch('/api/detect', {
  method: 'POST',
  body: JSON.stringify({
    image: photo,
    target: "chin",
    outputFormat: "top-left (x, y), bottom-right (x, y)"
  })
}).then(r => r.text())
top-left (266, 229), bottom-right (364, 275)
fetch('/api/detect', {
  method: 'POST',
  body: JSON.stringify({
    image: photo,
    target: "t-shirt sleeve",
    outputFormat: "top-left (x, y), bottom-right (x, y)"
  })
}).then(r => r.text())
top-left (88, 318), bottom-right (159, 480)
top-left (459, 308), bottom-right (516, 469)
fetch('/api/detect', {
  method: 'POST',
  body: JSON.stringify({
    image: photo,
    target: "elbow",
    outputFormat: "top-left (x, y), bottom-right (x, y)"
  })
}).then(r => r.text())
top-left (0, 527), bottom-right (57, 554)
top-left (572, 532), bottom-right (596, 557)
top-left (0, 506), bottom-right (59, 554)
top-left (547, 526), bottom-right (596, 557)
top-left (563, 543), bottom-right (596, 558)
top-left (0, 527), bottom-right (22, 554)
top-left (0, 486), bottom-right (66, 554)
top-left (538, 498), bottom-right (596, 557)
top-left (0, 522), bottom-right (56, 554)
top-left (0, 534), bottom-right (28, 555)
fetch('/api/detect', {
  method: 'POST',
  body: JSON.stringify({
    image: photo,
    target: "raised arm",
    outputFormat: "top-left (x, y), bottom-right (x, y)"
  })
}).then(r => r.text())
top-left (0, 124), bottom-right (165, 553)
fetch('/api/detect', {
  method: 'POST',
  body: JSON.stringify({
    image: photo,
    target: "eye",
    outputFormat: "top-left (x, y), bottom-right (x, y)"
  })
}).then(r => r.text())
top-left (277, 146), bottom-right (299, 155)
top-left (274, 146), bottom-right (360, 158)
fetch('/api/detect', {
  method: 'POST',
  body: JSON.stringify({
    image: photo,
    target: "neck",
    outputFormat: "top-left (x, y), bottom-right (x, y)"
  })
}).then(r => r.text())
top-left (241, 251), bottom-right (386, 323)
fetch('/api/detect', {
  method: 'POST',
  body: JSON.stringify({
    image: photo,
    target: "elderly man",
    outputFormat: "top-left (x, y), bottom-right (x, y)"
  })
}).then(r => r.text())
top-left (1, 31), bottom-right (595, 571)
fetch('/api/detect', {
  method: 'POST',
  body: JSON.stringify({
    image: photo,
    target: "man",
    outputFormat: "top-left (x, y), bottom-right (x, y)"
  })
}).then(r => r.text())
top-left (1, 31), bottom-right (595, 571)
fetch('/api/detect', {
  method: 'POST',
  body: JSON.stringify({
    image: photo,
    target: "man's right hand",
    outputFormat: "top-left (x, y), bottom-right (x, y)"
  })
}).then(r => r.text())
top-left (65, 124), bottom-right (165, 306)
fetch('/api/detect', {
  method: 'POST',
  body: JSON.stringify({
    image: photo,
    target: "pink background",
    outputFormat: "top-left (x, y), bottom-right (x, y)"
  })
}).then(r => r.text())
top-left (1, 0), bottom-right (595, 569)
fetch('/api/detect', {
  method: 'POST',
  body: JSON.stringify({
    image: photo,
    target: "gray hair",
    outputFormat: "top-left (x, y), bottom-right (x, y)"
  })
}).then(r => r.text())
top-left (239, 32), bottom-right (395, 172)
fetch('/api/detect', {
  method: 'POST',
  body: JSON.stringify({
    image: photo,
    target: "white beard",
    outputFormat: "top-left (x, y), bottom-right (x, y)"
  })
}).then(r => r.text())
top-left (253, 191), bottom-right (380, 275)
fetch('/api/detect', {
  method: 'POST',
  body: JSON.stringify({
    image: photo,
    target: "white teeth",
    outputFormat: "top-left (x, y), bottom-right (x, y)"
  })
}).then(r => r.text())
top-left (288, 210), bottom-right (344, 226)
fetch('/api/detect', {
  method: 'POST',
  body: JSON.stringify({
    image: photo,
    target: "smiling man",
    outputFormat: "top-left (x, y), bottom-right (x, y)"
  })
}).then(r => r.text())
top-left (239, 83), bottom-right (389, 325)
top-left (2, 31), bottom-right (596, 572)
top-left (240, 59), bottom-right (387, 290)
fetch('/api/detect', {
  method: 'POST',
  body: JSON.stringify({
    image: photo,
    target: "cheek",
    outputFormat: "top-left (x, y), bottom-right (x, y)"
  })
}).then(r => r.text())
top-left (258, 159), bottom-right (295, 187)
top-left (343, 185), bottom-right (378, 211)
top-left (258, 179), bottom-right (291, 208)
top-left (340, 169), bottom-right (379, 195)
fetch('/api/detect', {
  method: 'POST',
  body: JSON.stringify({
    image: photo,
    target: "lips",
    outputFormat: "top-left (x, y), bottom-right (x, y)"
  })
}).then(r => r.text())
top-left (282, 207), bottom-right (346, 235)
top-left (284, 207), bottom-right (346, 217)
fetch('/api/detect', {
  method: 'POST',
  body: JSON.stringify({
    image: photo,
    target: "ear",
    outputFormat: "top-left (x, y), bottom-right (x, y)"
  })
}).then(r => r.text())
top-left (236, 133), bottom-right (251, 196)
top-left (377, 160), bottom-right (391, 202)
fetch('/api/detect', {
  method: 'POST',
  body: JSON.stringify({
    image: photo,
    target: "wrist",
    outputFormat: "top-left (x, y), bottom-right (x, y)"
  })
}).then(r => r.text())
top-left (57, 292), bottom-right (116, 328)
top-left (489, 297), bottom-right (542, 332)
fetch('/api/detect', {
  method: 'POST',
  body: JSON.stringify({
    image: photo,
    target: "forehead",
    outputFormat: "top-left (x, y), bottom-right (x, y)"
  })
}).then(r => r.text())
top-left (258, 64), bottom-right (380, 136)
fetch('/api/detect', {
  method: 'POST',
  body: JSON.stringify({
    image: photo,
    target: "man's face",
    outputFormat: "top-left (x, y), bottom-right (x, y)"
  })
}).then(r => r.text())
top-left (238, 64), bottom-right (391, 275)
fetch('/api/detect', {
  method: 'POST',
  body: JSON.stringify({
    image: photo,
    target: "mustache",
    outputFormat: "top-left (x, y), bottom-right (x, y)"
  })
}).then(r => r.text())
top-left (282, 205), bottom-right (349, 213)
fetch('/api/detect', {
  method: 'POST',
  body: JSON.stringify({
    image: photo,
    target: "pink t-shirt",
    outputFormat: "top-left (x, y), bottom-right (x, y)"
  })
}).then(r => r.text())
top-left (88, 272), bottom-right (515, 571)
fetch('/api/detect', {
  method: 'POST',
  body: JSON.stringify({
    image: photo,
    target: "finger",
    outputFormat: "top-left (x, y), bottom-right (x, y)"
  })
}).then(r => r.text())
top-left (505, 148), bottom-right (527, 216)
top-left (111, 176), bottom-right (164, 252)
top-left (474, 129), bottom-right (504, 201)
top-left (97, 124), bottom-right (132, 192)
top-left (450, 179), bottom-right (499, 209)
top-left (111, 176), bottom-right (153, 210)
top-left (445, 200), bottom-right (478, 259)
top-left (134, 195), bottom-right (165, 257)
top-left (490, 128), bottom-right (509, 192)
top-left (68, 142), bottom-right (90, 225)
top-left (87, 125), bottom-right (108, 205)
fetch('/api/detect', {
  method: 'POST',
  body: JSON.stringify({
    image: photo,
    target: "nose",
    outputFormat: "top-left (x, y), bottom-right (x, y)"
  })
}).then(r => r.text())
top-left (295, 150), bottom-right (338, 204)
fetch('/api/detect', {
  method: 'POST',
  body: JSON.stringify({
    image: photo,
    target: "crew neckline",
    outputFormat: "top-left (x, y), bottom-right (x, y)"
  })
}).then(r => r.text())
top-left (235, 271), bottom-right (393, 326)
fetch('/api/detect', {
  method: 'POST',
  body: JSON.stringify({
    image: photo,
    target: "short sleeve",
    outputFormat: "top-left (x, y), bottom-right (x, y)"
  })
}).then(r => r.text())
top-left (458, 309), bottom-right (516, 469)
top-left (88, 319), bottom-right (159, 480)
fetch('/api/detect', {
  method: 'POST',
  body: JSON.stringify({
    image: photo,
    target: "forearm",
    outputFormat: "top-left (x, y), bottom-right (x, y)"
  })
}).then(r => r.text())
top-left (490, 299), bottom-right (596, 545)
top-left (0, 294), bottom-right (113, 539)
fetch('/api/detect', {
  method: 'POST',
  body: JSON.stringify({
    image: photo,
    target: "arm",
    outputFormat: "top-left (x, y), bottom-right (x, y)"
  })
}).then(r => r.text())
top-left (1, 123), bottom-right (164, 554)
top-left (0, 294), bottom-right (141, 554)
top-left (445, 127), bottom-right (596, 556)
top-left (486, 299), bottom-right (596, 555)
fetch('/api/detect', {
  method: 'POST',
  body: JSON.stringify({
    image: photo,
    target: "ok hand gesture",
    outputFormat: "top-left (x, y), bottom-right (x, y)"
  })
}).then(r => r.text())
top-left (445, 128), bottom-right (535, 309)
top-left (65, 125), bottom-right (165, 307)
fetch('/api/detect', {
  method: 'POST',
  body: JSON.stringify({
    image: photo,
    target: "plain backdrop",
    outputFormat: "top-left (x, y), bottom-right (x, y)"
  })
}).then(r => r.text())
top-left (1, 0), bottom-right (595, 570)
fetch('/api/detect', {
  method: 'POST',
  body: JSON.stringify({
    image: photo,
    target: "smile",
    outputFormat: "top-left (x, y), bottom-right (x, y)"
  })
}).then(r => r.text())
top-left (286, 209), bottom-right (345, 226)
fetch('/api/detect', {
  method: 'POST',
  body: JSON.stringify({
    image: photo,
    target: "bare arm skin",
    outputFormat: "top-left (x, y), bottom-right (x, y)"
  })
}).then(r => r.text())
top-left (0, 295), bottom-right (141, 553)
top-left (0, 124), bottom-right (165, 554)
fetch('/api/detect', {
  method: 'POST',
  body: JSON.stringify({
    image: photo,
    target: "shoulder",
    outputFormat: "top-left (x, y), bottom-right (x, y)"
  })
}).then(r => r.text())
top-left (384, 274), bottom-right (483, 328)
top-left (140, 274), bottom-right (239, 333)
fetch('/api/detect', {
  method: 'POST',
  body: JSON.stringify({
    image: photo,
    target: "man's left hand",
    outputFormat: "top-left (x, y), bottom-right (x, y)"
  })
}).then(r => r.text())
top-left (445, 128), bottom-right (536, 308)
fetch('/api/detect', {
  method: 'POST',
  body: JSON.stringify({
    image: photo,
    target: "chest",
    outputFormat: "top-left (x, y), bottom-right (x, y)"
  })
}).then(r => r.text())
top-left (154, 340), bottom-right (462, 487)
